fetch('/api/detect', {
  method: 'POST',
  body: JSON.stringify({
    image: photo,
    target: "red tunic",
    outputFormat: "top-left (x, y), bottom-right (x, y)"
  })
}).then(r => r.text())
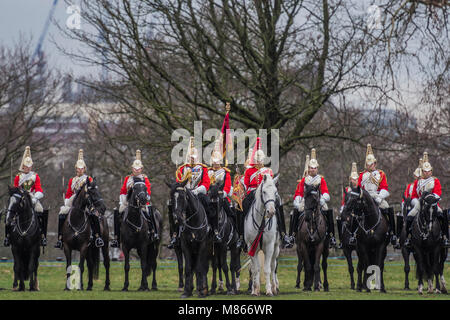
top-left (357, 170), bottom-right (388, 192)
top-left (402, 182), bottom-right (414, 204)
top-left (120, 175), bottom-right (151, 196)
top-left (411, 178), bottom-right (442, 199)
top-left (65, 176), bottom-right (93, 199)
top-left (14, 173), bottom-right (43, 193)
top-left (176, 164), bottom-right (210, 192)
top-left (341, 186), bottom-right (352, 207)
top-left (293, 176), bottom-right (329, 199)
top-left (244, 165), bottom-right (273, 195)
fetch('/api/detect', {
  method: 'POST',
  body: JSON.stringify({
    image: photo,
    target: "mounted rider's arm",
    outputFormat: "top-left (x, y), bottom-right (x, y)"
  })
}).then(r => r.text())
top-left (64, 178), bottom-right (74, 206)
top-left (410, 179), bottom-right (420, 208)
top-left (145, 176), bottom-right (152, 202)
top-left (13, 175), bottom-right (20, 187)
top-left (32, 174), bottom-right (44, 201)
top-left (377, 171), bottom-right (389, 202)
top-left (193, 166), bottom-right (210, 195)
top-left (223, 169), bottom-right (232, 198)
top-left (432, 178), bottom-right (442, 201)
top-left (293, 178), bottom-right (304, 210)
top-left (243, 168), bottom-right (252, 191)
top-left (119, 176), bottom-right (129, 205)
top-left (319, 176), bottom-right (330, 206)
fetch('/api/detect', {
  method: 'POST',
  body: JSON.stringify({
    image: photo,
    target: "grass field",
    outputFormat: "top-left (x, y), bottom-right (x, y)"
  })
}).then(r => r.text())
top-left (0, 254), bottom-right (449, 300)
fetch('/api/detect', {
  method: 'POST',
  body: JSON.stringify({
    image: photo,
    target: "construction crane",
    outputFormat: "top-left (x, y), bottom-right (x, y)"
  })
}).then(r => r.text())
top-left (31, 0), bottom-right (59, 62)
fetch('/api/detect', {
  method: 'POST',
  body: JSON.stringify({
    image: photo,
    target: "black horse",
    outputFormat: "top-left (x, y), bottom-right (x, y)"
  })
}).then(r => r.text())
top-left (338, 190), bottom-right (359, 290)
top-left (295, 184), bottom-right (329, 292)
top-left (120, 177), bottom-right (152, 291)
top-left (6, 186), bottom-right (40, 291)
top-left (168, 180), bottom-right (212, 298)
top-left (411, 192), bottom-right (447, 294)
top-left (208, 182), bottom-right (240, 295)
top-left (62, 177), bottom-right (110, 291)
top-left (343, 186), bottom-right (389, 293)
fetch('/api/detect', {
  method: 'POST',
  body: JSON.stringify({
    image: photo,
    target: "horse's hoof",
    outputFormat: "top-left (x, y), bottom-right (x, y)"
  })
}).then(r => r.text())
top-left (151, 287), bottom-right (158, 291)
top-left (122, 287), bottom-right (128, 292)
top-left (210, 289), bottom-right (216, 295)
top-left (181, 293), bottom-right (191, 299)
top-left (404, 287), bottom-right (410, 290)
top-left (227, 290), bottom-right (236, 296)
top-left (64, 287), bottom-right (70, 291)
top-left (435, 289), bottom-right (441, 294)
top-left (178, 287), bottom-right (184, 292)
top-left (104, 286), bottom-right (111, 291)
top-left (303, 288), bottom-right (311, 292)
top-left (295, 284), bottom-right (300, 289)
top-left (357, 288), bottom-right (362, 292)
top-left (314, 288), bottom-right (320, 292)
top-left (266, 292), bottom-right (273, 297)
top-left (87, 287), bottom-right (92, 291)
top-left (365, 289), bottom-right (371, 293)
top-left (380, 288), bottom-right (387, 293)
top-left (324, 287), bottom-right (329, 292)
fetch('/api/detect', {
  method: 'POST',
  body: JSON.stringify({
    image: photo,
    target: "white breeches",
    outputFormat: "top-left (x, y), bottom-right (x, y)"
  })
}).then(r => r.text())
top-left (408, 201), bottom-right (442, 217)
top-left (34, 201), bottom-right (43, 213)
top-left (297, 199), bottom-right (328, 212)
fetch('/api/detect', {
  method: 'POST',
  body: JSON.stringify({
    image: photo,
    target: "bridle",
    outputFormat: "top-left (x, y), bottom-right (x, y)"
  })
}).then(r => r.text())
top-left (9, 191), bottom-right (36, 237)
top-left (348, 190), bottom-right (381, 236)
top-left (250, 180), bottom-right (276, 231)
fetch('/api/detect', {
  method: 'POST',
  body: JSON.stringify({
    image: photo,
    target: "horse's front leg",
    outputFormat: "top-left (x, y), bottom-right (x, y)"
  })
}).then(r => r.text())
top-left (221, 247), bottom-right (232, 294)
top-left (210, 249), bottom-right (218, 295)
top-left (12, 247), bottom-right (24, 291)
top-left (79, 244), bottom-right (88, 291)
top-left (322, 246), bottom-right (329, 292)
top-left (376, 244), bottom-right (387, 293)
top-left (271, 241), bottom-right (280, 295)
top-left (263, 243), bottom-right (275, 296)
top-left (138, 245), bottom-right (149, 291)
top-left (313, 243), bottom-right (323, 291)
top-left (251, 255), bottom-right (261, 296)
top-left (28, 246), bottom-right (38, 291)
top-left (181, 245), bottom-right (193, 298)
top-left (176, 247), bottom-right (184, 292)
top-left (344, 247), bottom-right (355, 290)
top-left (295, 244), bottom-right (302, 289)
top-left (122, 246), bottom-right (130, 291)
top-left (301, 243), bottom-right (312, 291)
top-left (402, 247), bottom-right (411, 290)
top-left (64, 245), bottom-right (72, 291)
top-left (433, 247), bottom-right (441, 294)
top-left (86, 249), bottom-right (94, 291)
top-left (102, 244), bottom-right (111, 291)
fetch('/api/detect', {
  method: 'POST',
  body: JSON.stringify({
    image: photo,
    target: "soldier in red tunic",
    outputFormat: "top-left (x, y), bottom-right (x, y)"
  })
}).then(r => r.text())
top-left (168, 137), bottom-right (220, 248)
top-left (358, 144), bottom-right (396, 246)
top-left (5, 146), bottom-right (47, 247)
top-left (289, 149), bottom-right (336, 248)
top-left (405, 152), bottom-right (448, 248)
top-left (335, 162), bottom-right (360, 248)
top-left (242, 142), bottom-right (291, 248)
top-left (54, 150), bottom-right (104, 248)
top-left (111, 150), bottom-right (157, 248)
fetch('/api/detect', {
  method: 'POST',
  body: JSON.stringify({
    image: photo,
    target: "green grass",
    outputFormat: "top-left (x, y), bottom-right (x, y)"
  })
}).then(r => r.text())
top-left (0, 254), bottom-right (449, 300)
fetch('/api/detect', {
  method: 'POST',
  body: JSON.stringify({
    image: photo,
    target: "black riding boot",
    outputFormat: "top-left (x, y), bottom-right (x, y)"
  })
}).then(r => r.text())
top-left (323, 209), bottom-right (336, 248)
top-left (110, 208), bottom-right (121, 248)
top-left (210, 212), bottom-right (222, 243)
top-left (336, 215), bottom-right (343, 249)
top-left (4, 224), bottom-right (11, 247)
top-left (146, 205), bottom-right (160, 241)
top-left (38, 210), bottom-right (48, 247)
top-left (439, 210), bottom-right (449, 248)
top-left (404, 216), bottom-right (414, 248)
top-left (89, 213), bottom-right (104, 248)
top-left (167, 203), bottom-right (178, 249)
top-left (275, 205), bottom-right (290, 249)
top-left (394, 213), bottom-right (404, 249)
top-left (235, 209), bottom-right (244, 249)
top-left (54, 214), bottom-right (67, 249)
top-left (287, 209), bottom-right (300, 248)
top-left (387, 207), bottom-right (397, 246)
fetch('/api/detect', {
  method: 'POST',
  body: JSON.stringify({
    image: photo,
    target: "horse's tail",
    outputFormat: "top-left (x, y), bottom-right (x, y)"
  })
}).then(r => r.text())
top-left (88, 245), bottom-right (100, 280)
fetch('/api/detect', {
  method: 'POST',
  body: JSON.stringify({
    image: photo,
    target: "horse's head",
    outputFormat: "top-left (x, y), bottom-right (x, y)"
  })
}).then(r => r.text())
top-left (85, 177), bottom-right (106, 214)
top-left (129, 177), bottom-right (149, 208)
top-left (7, 186), bottom-right (30, 219)
top-left (208, 180), bottom-right (225, 204)
top-left (343, 186), bottom-right (365, 218)
top-left (419, 191), bottom-right (439, 224)
top-left (167, 179), bottom-right (189, 221)
top-left (259, 174), bottom-right (277, 219)
top-left (304, 184), bottom-right (320, 212)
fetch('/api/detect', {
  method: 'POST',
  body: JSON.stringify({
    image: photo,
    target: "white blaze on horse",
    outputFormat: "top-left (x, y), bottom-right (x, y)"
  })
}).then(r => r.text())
top-left (244, 174), bottom-right (280, 296)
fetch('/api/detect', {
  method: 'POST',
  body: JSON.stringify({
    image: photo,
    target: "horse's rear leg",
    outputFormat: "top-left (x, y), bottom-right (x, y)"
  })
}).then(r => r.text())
top-left (210, 252), bottom-right (218, 295)
top-left (28, 248), bottom-right (38, 291)
top-left (313, 244), bottom-right (323, 292)
top-left (79, 246), bottom-right (88, 291)
top-left (295, 246), bottom-right (302, 289)
top-left (322, 248), bottom-right (329, 292)
top-left (376, 245), bottom-right (387, 293)
top-left (176, 247), bottom-right (184, 292)
top-left (271, 244), bottom-right (280, 295)
top-left (102, 245), bottom-right (111, 291)
top-left (221, 248), bottom-right (232, 294)
top-left (12, 250), bottom-right (24, 291)
top-left (263, 245), bottom-right (275, 296)
top-left (86, 251), bottom-right (94, 291)
top-left (151, 250), bottom-right (158, 291)
top-left (251, 255), bottom-right (261, 296)
top-left (356, 259), bottom-right (363, 292)
top-left (138, 246), bottom-right (149, 291)
top-left (122, 248), bottom-right (130, 291)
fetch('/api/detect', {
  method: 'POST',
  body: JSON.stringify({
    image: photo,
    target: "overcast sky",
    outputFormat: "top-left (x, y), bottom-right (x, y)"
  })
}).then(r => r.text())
top-left (0, 0), bottom-right (94, 77)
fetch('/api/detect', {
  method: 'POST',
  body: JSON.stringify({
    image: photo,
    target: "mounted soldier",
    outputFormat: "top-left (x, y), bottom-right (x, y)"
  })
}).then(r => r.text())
top-left (405, 152), bottom-right (449, 248)
top-left (168, 137), bottom-right (220, 248)
top-left (55, 149), bottom-right (104, 249)
top-left (111, 150), bottom-right (158, 248)
top-left (4, 146), bottom-right (47, 247)
top-left (289, 148), bottom-right (336, 248)
top-left (336, 162), bottom-right (359, 248)
top-left (242, 137), bottom-right (291, 248)
top-left (357, 144), bottom-right (396, 246)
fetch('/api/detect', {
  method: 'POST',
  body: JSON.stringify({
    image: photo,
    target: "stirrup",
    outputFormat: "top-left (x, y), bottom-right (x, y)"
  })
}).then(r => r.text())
top-left (41, 238), bottom-right (47, 247)
top-left (329, 236), bottom-right (337, 248)
top-left (236, 238), bottom-right (243, 249)
top-left (405, 237), bottom-right (412, 248)
top-left (349, 236), bottom-right (356, 245)
top-left (214, 232), bottom-right (222, 243)
top-left (390, 234), bottom-right (397, 246)
top-left (167, 236), bottom-right (177, 249)
top-left (54, 239), bottom-right (63, 249)
top-left (110, 239), bottom-right (119, 248)
top-left (442, 238), bottom-right (450, 248)
top-left (338, 242), bottom-right (343, 249)
top-left (3, 238), bottom-right (10, 247)
top-left (95, 237), bottom-right (104, 248)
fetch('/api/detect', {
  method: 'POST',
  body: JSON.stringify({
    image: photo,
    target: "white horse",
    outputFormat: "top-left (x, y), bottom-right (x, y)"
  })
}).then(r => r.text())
top-left (244, 174), bottom-right (280, 296)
